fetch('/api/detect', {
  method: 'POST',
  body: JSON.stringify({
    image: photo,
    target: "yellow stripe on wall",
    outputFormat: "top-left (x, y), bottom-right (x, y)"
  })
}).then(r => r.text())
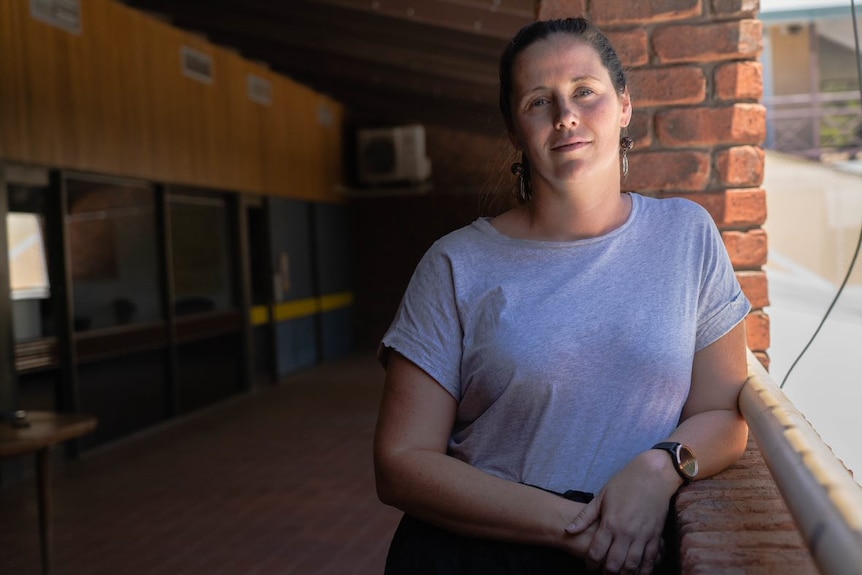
top-left (319, 291), bottom-right (354, 313)
top-left (274, 298), bottom-right (320, 322)
top-left (260, 291), bottom-right (354, 324)
top-left (250, 305), bottom-right (270, 326)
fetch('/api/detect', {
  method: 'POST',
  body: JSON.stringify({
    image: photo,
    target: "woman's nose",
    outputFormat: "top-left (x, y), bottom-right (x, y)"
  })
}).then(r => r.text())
top-left (555, 102), bottom-right (578, 129)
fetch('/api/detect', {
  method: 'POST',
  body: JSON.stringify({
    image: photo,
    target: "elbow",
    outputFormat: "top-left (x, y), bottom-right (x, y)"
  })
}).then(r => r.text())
top-left (376, 480), bottom-right (399, 508)
top-left (374, 464), bottom-right (395, 506)
top-left (735, 415), bottom-right (750, 459)
top-left (721, 410), bottom-right (750, 468)
top-left (375, 467), bottom-right (411, 511)
top-left (373, 448), bottom-right (405, 508)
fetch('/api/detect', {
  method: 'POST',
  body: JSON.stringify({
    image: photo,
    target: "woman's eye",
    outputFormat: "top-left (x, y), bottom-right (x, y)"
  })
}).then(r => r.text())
top-left (574, 88), bottom-right (594, 97)
top-left (529, 98), bottom-right (548, 108)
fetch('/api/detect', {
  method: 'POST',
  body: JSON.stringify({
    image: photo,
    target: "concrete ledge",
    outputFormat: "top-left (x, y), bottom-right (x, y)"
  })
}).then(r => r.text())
top-left (675, 438), bottom-right (819, 574)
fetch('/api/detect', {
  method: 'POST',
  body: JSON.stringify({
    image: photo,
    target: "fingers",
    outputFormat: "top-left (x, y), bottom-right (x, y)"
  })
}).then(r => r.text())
top-left (583, 533), bottom-right (663, 575)
top-left (565, 496), bottom-right (601, 535)
top-left (584, 526), bottom-right (612, 572)
top-left (637, 537), bottom-right (662, 575)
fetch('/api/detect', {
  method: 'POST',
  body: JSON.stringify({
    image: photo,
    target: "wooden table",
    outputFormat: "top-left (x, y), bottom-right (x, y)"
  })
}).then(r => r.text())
top-left (0, 411), bottom-right (97, 575)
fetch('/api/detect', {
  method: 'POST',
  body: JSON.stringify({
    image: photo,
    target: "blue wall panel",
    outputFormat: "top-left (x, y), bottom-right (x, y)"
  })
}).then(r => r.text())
top-left (275, 316), bottom-right (318, 376)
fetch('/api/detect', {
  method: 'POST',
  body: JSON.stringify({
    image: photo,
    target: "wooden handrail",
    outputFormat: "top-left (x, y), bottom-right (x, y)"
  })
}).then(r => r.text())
top-left (739, 350), bottom-right (862, 575)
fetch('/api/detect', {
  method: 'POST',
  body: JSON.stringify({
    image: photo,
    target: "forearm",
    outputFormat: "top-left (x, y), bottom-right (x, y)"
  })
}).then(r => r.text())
top-left (669, 407), bottom-right (748, 479)
top-left (375, 447), bottom-right (592, 552)
top-left (375, 351), bottom-right (594, 554)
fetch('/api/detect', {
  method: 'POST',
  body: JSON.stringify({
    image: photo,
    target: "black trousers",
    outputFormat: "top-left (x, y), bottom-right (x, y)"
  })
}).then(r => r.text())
top-left (383, 490), bottom-right (678, 575)
top-left (384, 513), bottom-right (591, 575)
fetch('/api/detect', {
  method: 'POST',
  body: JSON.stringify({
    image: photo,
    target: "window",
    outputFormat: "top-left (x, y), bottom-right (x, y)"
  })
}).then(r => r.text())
top-left (168, 193), bottom-right (235, 316)
top-left (7, 212), bottom-right (50, 300)
top-left (66, 178), bottom-right (162, 331)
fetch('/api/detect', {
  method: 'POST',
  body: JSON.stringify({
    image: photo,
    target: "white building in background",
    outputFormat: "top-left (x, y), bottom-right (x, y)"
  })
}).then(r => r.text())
top-left (759, 1), bottom-right (862, 484)
top-left (759, 0), bottom-right (861, 157)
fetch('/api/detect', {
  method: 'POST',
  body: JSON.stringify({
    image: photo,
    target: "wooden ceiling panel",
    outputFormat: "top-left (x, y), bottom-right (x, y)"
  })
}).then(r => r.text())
top-left (314, 0), bottom-right (533, 39)
top-left (121, 0), bottom-right (533, 134)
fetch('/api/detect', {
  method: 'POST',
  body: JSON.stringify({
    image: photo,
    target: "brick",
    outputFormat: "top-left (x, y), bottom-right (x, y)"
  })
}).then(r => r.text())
top-left (536, 0), bottom-right (586, 20)
top-left (678, 490), bottom-right (783, 508)
top-left (680, 510), bottom-right (799, 533)
top-left (745, 310), bottom-right (771, 351)
top-left (628, 66), bottom-right (707, 106)
top-left (737, 270), bottom-right (769, 308)
top-left (627, 150), bottom-right (711, 191)
top-left (681, 547), bottom-right (817, 575)
top-left (753, 350), bottom-right (770, 370)
top-left (715, 145), bottom-right (765, 186)
top-left (592, 0), bottom-right (701, 26)
top-left (627, 110), bottom-right (653, 148)
top-left (653, 20), bottom-right (763, 64)
top-left (661, 189), bottom-right (766, 227)
top-left (656, 104), bottom-right (767, 146)
top-left (722, 228), bottom-right (767, 268)
top-left (694, 464), bottom-right (774, 482)
top-left (723, 187), bottom-right (766, 226)
top-left (676, 479), bottom-right (782, 498)
top-left (715, 61), bottom-right (764, 101)
top-left (607, 29), bottom-right (650, 68)
top-left (683, 530), bottom-right (809, 550)
top-left (711, 0), bottom-right (759, 17)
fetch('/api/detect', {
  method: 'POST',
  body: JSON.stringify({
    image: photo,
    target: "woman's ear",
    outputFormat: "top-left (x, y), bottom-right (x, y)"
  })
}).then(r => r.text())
top-left (619, 89), bottom-right (633, 128)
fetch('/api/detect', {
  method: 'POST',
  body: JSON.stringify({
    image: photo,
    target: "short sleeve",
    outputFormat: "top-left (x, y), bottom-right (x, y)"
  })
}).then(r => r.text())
top-left (378, 243), bottom-right (464, 400)
top-left (695, 218), bottom-right (751, 351)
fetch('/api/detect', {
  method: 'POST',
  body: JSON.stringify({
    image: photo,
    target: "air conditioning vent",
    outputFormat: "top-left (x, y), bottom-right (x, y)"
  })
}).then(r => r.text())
top-left (356, 125), bottom-right (431, 185)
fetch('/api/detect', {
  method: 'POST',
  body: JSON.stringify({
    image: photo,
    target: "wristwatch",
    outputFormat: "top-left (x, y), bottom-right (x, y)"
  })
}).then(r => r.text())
top-left (651, 442), bottom-right (698, 484)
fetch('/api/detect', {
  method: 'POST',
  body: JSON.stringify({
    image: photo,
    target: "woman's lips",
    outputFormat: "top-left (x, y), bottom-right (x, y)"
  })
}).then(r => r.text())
top-left (552, 139), bottom-right (590, 152)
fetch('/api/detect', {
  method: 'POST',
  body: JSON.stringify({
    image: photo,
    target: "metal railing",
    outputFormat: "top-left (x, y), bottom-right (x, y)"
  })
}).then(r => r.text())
top-left (765, 91), bottom-right (862, 158)
top-left (740, 350), bottom-right (862, 575)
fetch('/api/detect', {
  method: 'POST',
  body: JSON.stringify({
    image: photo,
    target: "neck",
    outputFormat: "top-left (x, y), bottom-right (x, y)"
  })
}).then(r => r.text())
top-left (523, 190), bottom-right (630, 241)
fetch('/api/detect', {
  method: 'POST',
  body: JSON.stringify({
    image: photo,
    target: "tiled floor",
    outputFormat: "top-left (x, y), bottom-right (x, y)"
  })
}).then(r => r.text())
top-left (0, 354), bottom-right (403, 575)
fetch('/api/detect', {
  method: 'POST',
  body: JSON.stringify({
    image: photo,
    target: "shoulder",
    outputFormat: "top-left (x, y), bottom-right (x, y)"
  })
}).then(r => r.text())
top-left (636, 193), bottom-right (711, 219)
top-left (634, 194), bottom-right (716, 232)
top-left (421, 219), bottom-right (492, 260)
top-left (407, 219), bottom-right (490, 280)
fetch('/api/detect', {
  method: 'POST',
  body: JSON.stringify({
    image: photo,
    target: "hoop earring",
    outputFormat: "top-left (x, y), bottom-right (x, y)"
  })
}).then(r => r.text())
top-left (511, 162), bottom-right (527, 202)
top-left (620, 136), bottom-right (634, 177)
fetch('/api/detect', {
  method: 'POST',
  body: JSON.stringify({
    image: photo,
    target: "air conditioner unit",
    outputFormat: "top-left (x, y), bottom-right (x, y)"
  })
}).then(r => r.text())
top-left (356, 124), bottom-right (432, 185)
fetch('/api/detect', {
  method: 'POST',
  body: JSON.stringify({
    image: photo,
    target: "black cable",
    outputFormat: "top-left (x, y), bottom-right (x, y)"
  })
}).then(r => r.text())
top-left (780, 0), bottom-right (862, 388)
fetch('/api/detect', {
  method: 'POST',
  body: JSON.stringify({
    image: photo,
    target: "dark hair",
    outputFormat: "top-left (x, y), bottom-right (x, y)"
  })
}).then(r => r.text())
top-left (497, 18), bottom-right (628, 203)
top-left (498, 18), bottom-right (627, 135)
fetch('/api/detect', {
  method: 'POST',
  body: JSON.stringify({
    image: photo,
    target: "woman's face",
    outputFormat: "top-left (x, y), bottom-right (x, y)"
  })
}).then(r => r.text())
top-left (508, 34), bottom-right (631, 193)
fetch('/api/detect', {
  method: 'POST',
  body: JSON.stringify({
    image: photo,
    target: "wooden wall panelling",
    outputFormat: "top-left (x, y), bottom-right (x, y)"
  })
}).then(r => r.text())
top-left (259, 74), bottom-right (290, 197)
top-left (292, 88), bottom-right (316, 198)
top-left (74, 0), bottom-right (138, 175)
top-left (0, 1), bottom-right (24, 159)
top-left (0, 0), bottom-right (344, 200)
top-left (150, 22), bottom-right (194, 183)
top-left (0, 0), bottom-right (67, 164)
top-left (230, 60), bottom-right (266, 193)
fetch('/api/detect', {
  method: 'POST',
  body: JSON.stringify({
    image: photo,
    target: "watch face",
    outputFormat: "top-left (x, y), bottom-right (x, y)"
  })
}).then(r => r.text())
top-left (677, 444), bottom-right (699, 479)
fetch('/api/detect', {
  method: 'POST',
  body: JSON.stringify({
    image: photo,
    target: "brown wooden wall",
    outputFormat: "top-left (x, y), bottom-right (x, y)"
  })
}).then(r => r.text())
top-left (0, 0), bottom-right (344, 202)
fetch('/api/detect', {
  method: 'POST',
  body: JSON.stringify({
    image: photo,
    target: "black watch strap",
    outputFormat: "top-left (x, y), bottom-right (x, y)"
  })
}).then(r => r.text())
top-left (652, 441), bottom-right (696, 484)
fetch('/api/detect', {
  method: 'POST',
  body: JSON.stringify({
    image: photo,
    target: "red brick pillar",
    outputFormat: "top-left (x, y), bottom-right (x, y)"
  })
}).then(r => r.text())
top-left (537, 0), bottom-right (770, 364)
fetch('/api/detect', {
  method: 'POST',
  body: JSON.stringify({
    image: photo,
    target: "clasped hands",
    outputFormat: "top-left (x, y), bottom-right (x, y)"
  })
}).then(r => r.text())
top-left (560, 452), bottom-right (680, 575)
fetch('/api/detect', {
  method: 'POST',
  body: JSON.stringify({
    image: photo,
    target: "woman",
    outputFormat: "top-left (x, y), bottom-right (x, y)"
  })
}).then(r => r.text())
top-left (374, 18), bottom-right (750, 575)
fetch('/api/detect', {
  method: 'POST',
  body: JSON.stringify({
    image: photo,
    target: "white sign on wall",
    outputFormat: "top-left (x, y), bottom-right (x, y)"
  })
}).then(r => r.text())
top-left (181, 46), bottom-right (214, 85)
top-left (247, 74), bottom-right (273, 106)
top-left (30, 0), bottom-right (81, 34)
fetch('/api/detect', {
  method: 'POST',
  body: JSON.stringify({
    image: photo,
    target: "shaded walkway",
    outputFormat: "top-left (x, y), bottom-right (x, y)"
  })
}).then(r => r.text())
top-left (0, 354), bottom-right (402, 574)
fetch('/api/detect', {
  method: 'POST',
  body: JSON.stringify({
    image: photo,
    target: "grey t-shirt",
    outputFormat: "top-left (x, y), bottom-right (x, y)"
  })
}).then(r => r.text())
top-left (380, 193), bottom-right (750, 494)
